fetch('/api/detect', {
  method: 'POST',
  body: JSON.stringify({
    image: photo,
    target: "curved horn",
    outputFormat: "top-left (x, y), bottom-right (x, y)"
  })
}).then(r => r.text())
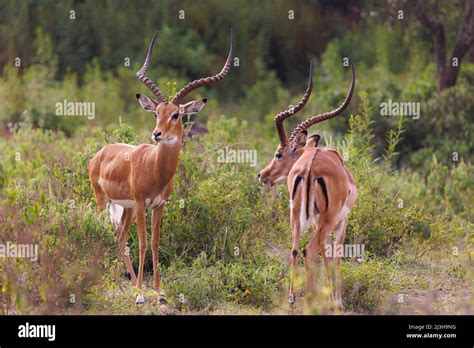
top-left (136, 32), bottom-right (166, 104)
top-left (171, 29), bottom-right (234, 105)
top-left (274, 61), bottom-right (314, 146)
top-left (289, 63), bottom-right (355, 142)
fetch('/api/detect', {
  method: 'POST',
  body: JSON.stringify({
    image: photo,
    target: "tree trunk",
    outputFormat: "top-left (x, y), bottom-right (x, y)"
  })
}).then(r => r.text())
top-left (413, 0), bottom-right (474, 92)
top-left (468, 44), bottom-right (474, 63)
top-left (445, 0), bottom-right (474, 88)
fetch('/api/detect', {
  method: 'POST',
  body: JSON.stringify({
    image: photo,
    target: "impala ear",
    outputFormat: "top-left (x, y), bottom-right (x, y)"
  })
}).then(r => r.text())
top-left (293, 130), bottom-right (308, 148)
top-left (180, 98), bottom-right (208, 115)
top-left (306, 134), bottom-right (321, 147)
top-left (136, 94), bottom-right (158, 112)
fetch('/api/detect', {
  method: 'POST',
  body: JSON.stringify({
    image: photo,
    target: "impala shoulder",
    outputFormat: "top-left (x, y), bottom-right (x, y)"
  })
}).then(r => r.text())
top-left (136, 143), bottom-right (154, 150)
top-left (290, 148), bottom-right (318, 176)
top-left (116, 143), bottom-right (136, 148)
top-left (130, 144), bottom-right (154, 156)
top-left (100, 143), bottom-right (136, 154)
top-left (299, 146), bottom-right (319, 161)
top-left (324, 148), bottom-right (345, 164)
top-left (311, 150), bottom-right (350, 181)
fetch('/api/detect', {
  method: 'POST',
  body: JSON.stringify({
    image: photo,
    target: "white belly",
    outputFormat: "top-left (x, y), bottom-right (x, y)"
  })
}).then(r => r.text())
top-left (109, 203), bottom-right (124, 228)
top-left (110, 199), bottom-right (136, 208)
top-left (108, 196), bottom-right (165, 210)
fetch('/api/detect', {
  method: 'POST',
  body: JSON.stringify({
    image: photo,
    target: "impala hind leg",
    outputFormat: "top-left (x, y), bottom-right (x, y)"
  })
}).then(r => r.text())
top-left (303, 229), bottom-right (323, 295)
top-left (116, 207), bottom-right (137, 287)
top-left (135, 202), bottom-right (147, 304)
top-left (289, 224), bottom-right (301, 305)
top-left (333, 218), bottom-right (348, 308)
top-left (151, 204), bottom-right (166, 303)
top-left (303, 224), bottom-right (320, 295)
top-left (320, 225), bottom-right (336, 304)
top-left (305, 223), bottom-right (334, 298)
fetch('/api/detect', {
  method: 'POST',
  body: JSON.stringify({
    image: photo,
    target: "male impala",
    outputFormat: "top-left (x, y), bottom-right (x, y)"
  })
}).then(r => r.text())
top-left (258, 63), bottom-right (356, 307)
top-left (89, 31), bottom-right (233, 304)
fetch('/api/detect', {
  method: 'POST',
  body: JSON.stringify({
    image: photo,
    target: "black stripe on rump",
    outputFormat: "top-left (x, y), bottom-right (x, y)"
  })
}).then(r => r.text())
top-left (316, 176), bottom-right (329, 210)
top-left (313, 178), bottom-right (319, 215)
top-left (292, 175), bottom-right (304, 200)
top-left (305, 172), bottom-right (311, 219)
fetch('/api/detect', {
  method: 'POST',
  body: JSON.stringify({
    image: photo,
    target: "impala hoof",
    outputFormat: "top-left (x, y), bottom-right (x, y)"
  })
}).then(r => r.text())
top-left (135, 294), bottom-right (144, 304)
top-left (288, 293), bottom-right (296, 305)
top-left (158, 293), bottom-right (168, 305)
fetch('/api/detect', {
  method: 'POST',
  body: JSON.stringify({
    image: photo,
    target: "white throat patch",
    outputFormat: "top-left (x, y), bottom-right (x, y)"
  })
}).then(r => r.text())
top-left (163, 135), bottom-right (178, 147)
top-left (274, 175), bottom-right (287, 184)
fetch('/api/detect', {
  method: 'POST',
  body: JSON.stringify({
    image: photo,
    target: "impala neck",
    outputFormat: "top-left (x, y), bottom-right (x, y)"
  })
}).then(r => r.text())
top-left (151, 132), bottom-right (183, 183)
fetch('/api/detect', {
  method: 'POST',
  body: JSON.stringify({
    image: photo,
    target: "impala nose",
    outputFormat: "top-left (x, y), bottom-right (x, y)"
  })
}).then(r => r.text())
top-left (153, 131), bottom-right (163, 141)
top-left (258, 172), bottom-right (269, 185)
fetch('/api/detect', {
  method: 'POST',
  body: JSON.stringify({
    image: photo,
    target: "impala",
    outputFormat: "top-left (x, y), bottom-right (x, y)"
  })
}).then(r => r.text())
top-left (89, 31), bottom-right (233, 304)
top-left (258, 63), bottom-right (356, 307)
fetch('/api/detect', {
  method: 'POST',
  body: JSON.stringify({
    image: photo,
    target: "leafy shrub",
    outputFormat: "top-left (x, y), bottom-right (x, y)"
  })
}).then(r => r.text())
top-left (402, 84), bottom-right (474, 169)
top-left (0, 124), bottom-right (116, 313)
top-left (336, 92), bottom-right (424, 256)
top-left (162, 253), bottom-right (286, 311)
top-left (341, 257), bottom-right (395, 313)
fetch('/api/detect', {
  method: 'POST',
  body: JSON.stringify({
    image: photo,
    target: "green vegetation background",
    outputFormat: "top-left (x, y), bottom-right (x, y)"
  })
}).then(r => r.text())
top-left (0, 0), bottom-right (472, 314)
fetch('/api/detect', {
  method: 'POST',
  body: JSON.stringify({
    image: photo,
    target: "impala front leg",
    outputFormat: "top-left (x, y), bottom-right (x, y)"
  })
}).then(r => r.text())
top-left (117, 208), bottom-right (137, 286)
top-left (151, 204), bottom-right (166, 302)
top-left (135, 201), bottom-right (147, 304)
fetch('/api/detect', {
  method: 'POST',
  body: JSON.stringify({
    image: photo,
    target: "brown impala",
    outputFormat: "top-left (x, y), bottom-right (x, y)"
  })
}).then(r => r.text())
top-left (89, 31), bottom-right (233, 304)
top-left (258, 62), bottom-right (356, 307)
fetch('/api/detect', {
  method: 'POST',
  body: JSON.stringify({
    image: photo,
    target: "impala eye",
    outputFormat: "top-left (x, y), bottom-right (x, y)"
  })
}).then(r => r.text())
top-left (275, 153), bottom-right (282, 160)
top-left (171, 112), bottom-right (179, 120)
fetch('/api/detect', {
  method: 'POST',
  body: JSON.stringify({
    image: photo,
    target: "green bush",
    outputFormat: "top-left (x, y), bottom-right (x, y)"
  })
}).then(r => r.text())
top-left (336, 92), bottom-right (423, 256)
top-left (341, 257), bottom-right (395, 313)
top-left (162, 253), bottom-right (286, 311)
top-left (0, 124), bottom-right (116, 313)
top-left (402, 84), bottom-right (474, 169)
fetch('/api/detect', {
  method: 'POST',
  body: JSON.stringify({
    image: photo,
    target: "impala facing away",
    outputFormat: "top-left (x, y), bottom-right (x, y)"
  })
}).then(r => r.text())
top-left (258, 62), bottom-right (356, 307)
top-left (89, 31), bottom-right (233, 304)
